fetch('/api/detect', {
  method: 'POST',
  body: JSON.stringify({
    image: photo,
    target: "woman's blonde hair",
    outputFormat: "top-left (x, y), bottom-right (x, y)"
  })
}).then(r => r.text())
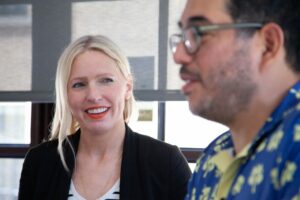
top-left (50, 35), bottom-right (136, 170)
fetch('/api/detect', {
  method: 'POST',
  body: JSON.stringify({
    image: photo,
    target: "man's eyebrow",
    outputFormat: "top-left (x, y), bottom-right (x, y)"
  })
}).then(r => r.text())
top-left (178, 16), bottom-right (210, 28)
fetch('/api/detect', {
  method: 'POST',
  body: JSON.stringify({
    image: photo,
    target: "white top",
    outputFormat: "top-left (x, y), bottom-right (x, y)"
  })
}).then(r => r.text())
top-left (68, 179), bottom-right (120, 200)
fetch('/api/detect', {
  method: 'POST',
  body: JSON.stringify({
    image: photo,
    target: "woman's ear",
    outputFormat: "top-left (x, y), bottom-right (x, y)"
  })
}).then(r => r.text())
top-left (71, 115), bottom-right (79, 134)
top-left (259, 22), bottom-right (284, 68)
top-left (125, 75), bottom-right (133, 100)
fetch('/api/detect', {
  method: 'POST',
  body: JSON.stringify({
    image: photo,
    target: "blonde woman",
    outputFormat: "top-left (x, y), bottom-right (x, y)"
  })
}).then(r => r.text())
top-left (18, 35), bottom-right (191, 200)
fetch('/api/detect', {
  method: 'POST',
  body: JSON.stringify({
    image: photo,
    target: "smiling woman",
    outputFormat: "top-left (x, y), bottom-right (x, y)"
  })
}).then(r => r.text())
top-left (0, 1), bottom-right (216, 199)
top-left (67, 50), bottom-right (132, 135)
top-left (18, 35), bottom-right (191, 200)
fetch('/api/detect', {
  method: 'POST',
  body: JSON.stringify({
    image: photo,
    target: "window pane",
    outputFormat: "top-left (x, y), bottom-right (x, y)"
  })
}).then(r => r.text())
top-left (167, 0), bottom-right (186, 90)
top-left (128, 101), bottom-right (158, 139)
top-left (0, 102), bottom-right (31, 144)
top-left (189, 163), bottom-right (196, 171)
top-left (0, 5), bottom-right (32, 91)
top-left (165, 101), bottom-right (228, 148)
top-left (72, 1), bottom-right (159, 90)
top-left (0, 158), bottom-right (23, 200)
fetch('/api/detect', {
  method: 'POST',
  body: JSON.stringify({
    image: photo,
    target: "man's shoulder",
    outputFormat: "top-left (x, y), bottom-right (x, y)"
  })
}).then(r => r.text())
top-left (275, 106), bottom-right (300, 151)
top-left (202, 131), bottom-right (232, 155)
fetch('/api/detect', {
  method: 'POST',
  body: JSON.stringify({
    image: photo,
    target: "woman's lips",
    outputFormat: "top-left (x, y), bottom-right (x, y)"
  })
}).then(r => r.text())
top-left (85, 106), bottom-right (110, 120)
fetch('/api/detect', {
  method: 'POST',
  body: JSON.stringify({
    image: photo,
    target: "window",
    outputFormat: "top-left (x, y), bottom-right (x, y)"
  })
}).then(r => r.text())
top-left (0, 4), bottom-right (32, 91)
top-left (0, 102), bottom-right (31, 199)
top-left (72, 1), bottom-right (159, 90)
top-left (0, 159), bottom-right (23, 200)
top-left (0, 102), bottom-right (31, 144)
top-left (165, 101), bottom-right (228, 148)
top-left (167, 0), bottom-right (187, 90)
top-left (0, 1), bottom-right (231, 190)
top-left (128, 102), bottom-right (158, 139)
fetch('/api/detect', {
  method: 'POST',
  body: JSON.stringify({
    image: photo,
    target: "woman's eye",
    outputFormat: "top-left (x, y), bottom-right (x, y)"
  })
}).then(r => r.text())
top-left (72, 82), bottom-right (85, 88)
top-left (101, 78), bottom-right (114, 84)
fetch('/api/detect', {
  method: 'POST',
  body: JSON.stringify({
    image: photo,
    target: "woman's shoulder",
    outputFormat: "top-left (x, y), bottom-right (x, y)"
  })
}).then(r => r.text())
top-left (25, 139), bottom-right (59, 160)
top-left (124, 124), bottom-right (178, 152)
top-left (126, 128), bottom-right (191, 176)
top-left (26, 132), bottom-right (79, 157)
top-left (31, 137), bottom-right (58, 150)
top-left (126, 129), bottom-right (183, 163)
top-left (131, 130), bottom-right (176, 150)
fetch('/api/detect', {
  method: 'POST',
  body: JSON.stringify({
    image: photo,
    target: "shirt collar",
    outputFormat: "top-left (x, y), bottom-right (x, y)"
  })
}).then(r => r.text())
top-left (209, 81), bottom-right (300, 160)
top-left (248, 81), bottom-right (300, 155)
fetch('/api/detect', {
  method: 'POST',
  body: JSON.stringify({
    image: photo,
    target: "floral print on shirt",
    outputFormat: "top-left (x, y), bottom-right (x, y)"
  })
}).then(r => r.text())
top-left (185, 81), bottom-right (300, 200)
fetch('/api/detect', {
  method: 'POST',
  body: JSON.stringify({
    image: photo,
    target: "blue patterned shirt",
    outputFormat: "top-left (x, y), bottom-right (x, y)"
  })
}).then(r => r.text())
top-left (185, 81), bottom-right (300, 200)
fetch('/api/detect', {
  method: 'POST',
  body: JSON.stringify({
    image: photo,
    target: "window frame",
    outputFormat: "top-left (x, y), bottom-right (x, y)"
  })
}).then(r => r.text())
top-left (0, 102), bottom-right (202, 163)
top-left (0, 0), bottom-right (203, 164)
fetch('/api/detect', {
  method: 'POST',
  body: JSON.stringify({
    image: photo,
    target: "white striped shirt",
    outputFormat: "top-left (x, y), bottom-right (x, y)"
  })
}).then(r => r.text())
top-left (68, 179), bottom-right (120, 200)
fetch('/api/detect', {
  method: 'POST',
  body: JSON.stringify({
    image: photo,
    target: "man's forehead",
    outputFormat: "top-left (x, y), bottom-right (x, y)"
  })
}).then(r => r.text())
top-left (179, 0), bottom-right (232, 27)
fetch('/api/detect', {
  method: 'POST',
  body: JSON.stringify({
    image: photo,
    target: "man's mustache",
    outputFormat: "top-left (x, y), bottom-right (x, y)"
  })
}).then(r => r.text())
top-left (179, 66), bottom-right (201, 81)
top-left (179, 66), bottom-right (193, 76)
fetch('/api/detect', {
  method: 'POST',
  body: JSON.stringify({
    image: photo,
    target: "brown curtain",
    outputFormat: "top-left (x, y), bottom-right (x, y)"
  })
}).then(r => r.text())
top-left (30, 103), bottom-right (54, 146)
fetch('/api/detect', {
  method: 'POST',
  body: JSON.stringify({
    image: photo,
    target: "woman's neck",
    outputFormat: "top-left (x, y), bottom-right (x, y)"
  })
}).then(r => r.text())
top-left (78, 122), bottom-right (126, 159)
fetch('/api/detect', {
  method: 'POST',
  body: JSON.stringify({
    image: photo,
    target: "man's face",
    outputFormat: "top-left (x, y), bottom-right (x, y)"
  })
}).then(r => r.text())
top-left (173, 0), bottom-right (258, 125)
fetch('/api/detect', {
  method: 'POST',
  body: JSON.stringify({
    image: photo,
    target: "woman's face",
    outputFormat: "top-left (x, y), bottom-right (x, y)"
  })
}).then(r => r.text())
top-left (67, 50), bottom-right (132, 134)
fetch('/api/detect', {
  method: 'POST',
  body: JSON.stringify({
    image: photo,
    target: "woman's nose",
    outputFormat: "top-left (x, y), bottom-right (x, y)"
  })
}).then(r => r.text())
top-left (86, 85), bottom-right (102, 103)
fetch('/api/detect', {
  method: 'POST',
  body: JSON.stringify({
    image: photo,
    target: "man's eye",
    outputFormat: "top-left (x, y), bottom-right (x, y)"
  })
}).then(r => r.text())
top-left (72, 82), bottom-right (85, 88)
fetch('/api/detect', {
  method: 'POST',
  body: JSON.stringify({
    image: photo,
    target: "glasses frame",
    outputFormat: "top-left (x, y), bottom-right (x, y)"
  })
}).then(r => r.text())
top-left (170, 23), bottom-right (263, 54)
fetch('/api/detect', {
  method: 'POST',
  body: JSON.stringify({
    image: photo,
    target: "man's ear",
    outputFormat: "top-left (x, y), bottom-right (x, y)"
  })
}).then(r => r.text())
top-left (259, 22), bottom-right (284, 69)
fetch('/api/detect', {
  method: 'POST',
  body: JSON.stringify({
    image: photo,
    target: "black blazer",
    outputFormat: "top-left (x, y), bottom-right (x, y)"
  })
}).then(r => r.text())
top-left (18, 125), bottom-right (191, 200)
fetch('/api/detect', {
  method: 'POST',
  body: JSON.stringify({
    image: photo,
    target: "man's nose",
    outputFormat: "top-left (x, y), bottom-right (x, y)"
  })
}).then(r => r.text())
top-left (173, 42), bottom-right (193, 65)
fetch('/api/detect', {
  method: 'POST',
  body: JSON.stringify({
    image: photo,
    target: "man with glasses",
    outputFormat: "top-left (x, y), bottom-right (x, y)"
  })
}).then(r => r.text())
top-left (170, 0), bottom-right (300, 199)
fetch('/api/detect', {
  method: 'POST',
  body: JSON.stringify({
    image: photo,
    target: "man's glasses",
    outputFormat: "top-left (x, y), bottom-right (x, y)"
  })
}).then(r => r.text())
top-left (169, 23), bottom-right (262, 54)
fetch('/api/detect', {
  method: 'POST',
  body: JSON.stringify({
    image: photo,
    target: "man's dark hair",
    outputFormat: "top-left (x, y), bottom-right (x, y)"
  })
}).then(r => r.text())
top-left (227, 0), bottom-right (300, 73)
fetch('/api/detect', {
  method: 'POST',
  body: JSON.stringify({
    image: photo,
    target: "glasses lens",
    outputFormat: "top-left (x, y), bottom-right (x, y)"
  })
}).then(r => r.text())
top-left (183, 28), bottom-right (201, 54)
top-left (170, 34), bottom-right (182, 53)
